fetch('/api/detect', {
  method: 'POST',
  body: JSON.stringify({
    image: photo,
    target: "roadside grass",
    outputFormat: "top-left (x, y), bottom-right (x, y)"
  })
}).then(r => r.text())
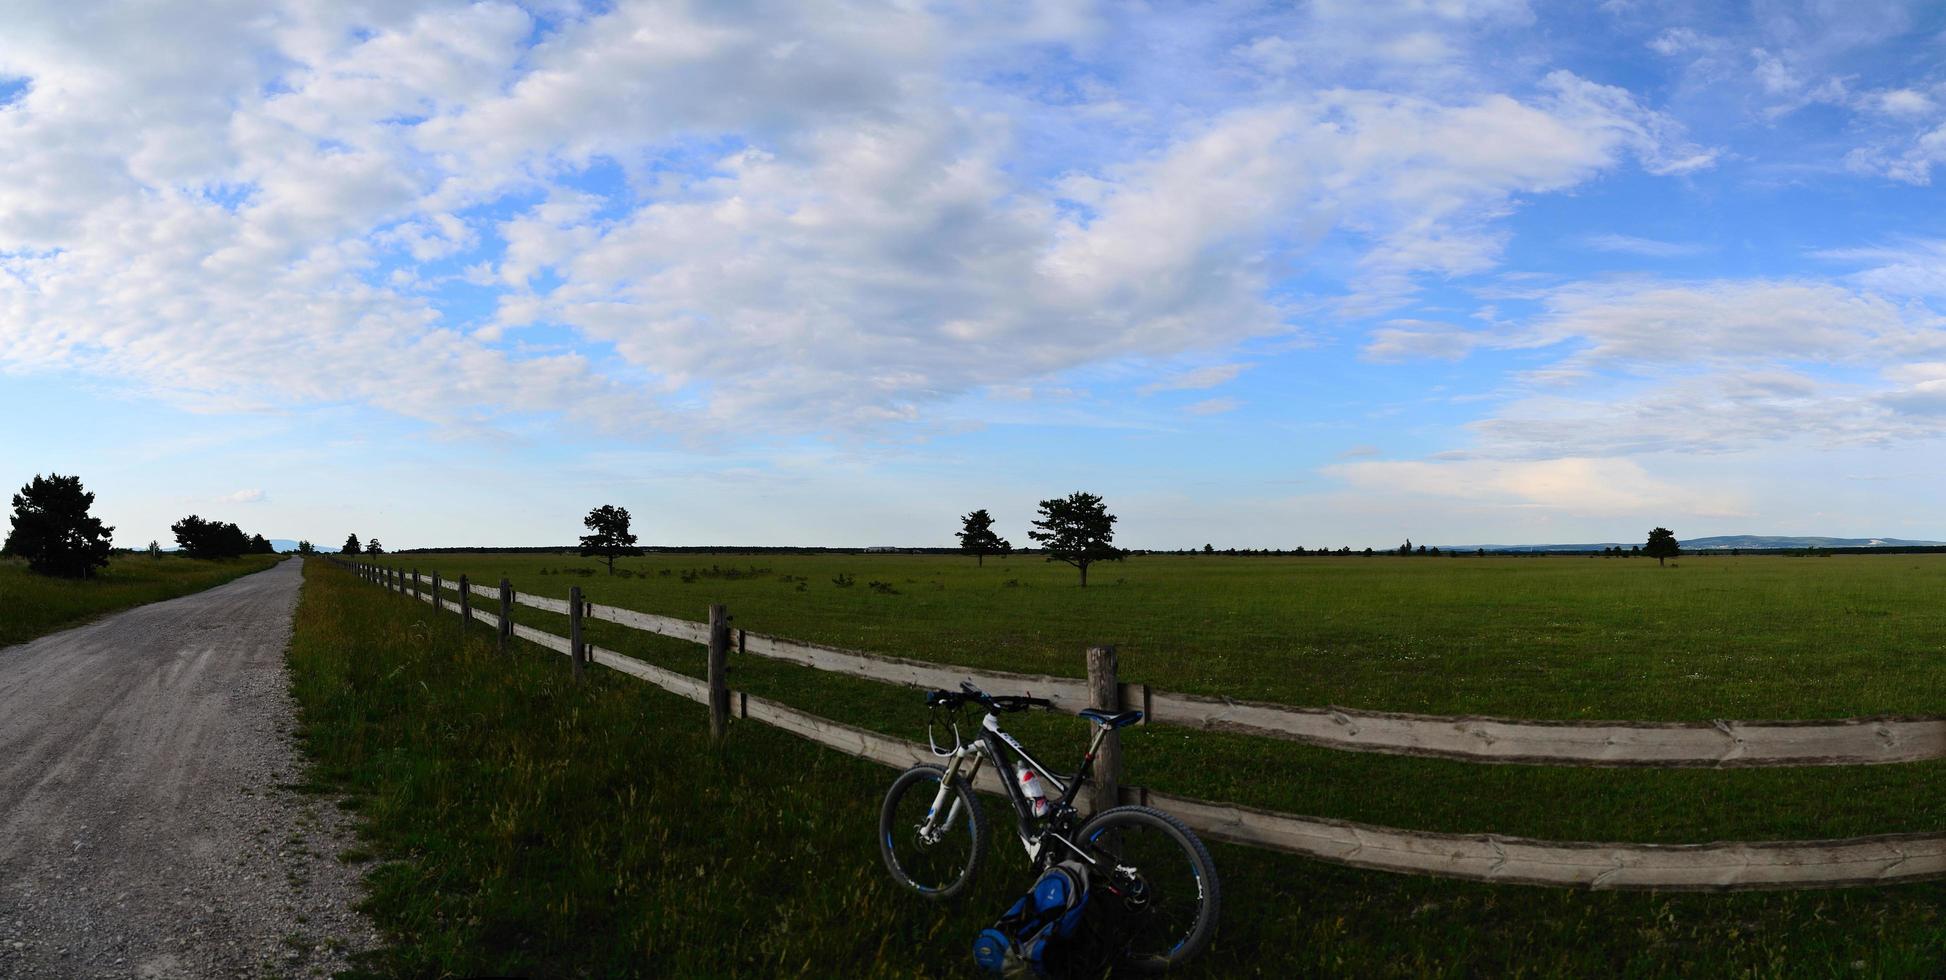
top-left (0, 553), bottom-right (281, 648)
top-left (299, 559), bottom-right (1944, 977)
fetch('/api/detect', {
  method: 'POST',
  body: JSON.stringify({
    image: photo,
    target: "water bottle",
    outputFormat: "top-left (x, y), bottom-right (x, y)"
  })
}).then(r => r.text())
top-left (1016, 762), bottom-right (1049, 817)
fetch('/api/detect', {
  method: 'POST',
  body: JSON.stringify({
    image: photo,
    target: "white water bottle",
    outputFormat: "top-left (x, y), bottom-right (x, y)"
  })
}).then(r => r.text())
top-left (1016, 763), bottom-right (1048, 817)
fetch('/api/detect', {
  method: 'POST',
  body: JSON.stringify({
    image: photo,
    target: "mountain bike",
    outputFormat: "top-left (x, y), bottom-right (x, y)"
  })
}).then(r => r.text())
top-left (879, 681), bottom-right (1220, 972)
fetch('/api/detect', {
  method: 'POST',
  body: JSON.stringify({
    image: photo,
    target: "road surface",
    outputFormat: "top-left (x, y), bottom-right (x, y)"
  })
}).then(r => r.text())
top-left (0, 558), bottom-right (376, 979)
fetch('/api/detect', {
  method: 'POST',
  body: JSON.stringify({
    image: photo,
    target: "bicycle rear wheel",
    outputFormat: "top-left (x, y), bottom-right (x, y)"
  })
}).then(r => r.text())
top-left (879, 764), bottom-right (987, 900)
top-left (1074, 804), bottom-right (1220, 971)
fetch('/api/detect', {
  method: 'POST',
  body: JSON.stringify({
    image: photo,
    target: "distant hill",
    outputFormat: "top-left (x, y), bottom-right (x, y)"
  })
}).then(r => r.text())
top-left (1441, 535), bottom-right (1946, 553)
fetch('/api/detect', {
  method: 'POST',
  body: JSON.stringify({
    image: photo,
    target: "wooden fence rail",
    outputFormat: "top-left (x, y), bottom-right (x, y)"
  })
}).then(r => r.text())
top-left (337, 559), bottom-right (1945, 891)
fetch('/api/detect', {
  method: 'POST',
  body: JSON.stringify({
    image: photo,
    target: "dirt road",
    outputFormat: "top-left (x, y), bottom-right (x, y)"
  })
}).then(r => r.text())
top-left (0, 558), bottom-right (376, 979)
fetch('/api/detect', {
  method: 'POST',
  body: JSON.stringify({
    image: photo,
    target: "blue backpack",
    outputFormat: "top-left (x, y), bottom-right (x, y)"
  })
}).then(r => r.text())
top-left (972, 860), bottom-right (1115, 978)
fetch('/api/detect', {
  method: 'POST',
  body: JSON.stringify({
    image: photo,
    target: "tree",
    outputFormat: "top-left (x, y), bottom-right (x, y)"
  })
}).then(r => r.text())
top-left (365, 538), bottom-right (384, 555)
top-left (342, 533), bottom-right (361, 555)
top-left (297, 540), bottom-right (315, 556)
top-left (148, 539), bottom-right (162, 561)
top-left (1398, 538), bottom-right (1412, 555)
top-left (249, 533), bottom-right (273, 555)
top-left (956, 509), bottom-right (1010, 566)
top-left (1645, 527), bottom-right (1680, 567)
top-left (171, 515), bottom-right (250, 559)
top-left (1027, 491), bottom-right (1124, 587)
top-left (1203, 543), bottom-right (1214, 553)
top-left (3, 473), bottom-right (114, 578)
top-left (579, 504), bottom-right (640, 574)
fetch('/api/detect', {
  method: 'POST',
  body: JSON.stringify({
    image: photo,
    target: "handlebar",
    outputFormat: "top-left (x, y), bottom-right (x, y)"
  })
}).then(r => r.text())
top-left (926, 682), bottom-right (1053, 713)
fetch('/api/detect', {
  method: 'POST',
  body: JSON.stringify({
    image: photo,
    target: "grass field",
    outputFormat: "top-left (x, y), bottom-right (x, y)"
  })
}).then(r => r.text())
top-left (311, 553), bottom-right (1944, 975)
top-left (0, 553), bottom-right (282, 648)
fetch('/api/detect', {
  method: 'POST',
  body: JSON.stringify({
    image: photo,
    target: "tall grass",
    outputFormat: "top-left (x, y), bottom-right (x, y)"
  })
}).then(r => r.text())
top-left (0, 553), bottom-right (281, 647)
top-left (295, 559), bottom-right (1944, 977)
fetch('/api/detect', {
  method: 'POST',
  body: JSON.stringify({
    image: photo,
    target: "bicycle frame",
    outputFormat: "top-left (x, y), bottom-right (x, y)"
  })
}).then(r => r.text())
top-left (922, 707), bottom-right (1116, 866)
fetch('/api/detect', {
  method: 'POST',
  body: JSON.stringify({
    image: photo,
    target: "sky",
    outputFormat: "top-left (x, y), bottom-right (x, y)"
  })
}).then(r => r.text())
top-left (3, 0), bottom-right (1946, 551)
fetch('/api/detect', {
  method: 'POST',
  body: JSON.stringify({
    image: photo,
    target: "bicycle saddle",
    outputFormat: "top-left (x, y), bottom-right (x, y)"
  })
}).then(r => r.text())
top-left (1077, 708), bottom-right (1144, 729)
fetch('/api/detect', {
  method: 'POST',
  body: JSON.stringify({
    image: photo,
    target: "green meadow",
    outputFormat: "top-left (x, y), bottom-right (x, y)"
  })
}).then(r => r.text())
top-left (314, 552), bottom-right (1941, 975)
top-left (0, 553), bottom-right (282, 648)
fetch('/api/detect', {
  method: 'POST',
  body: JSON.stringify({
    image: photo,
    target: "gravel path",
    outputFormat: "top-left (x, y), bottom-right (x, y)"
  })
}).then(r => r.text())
top-left (0, 558), bottom-right (378, 979)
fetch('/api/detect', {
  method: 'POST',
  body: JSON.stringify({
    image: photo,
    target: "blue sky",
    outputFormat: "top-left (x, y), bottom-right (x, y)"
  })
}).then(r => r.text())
top-left (4, 0), bottom-right (1946, 550)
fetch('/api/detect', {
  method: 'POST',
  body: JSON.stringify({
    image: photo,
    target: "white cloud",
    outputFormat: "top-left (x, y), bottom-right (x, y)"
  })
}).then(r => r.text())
top-left (1325, 456), bottom-right (1742, 517)
top-left (1582, 233), bottom-right (1710, 257)
top-left (220, 489), bottom-right (267, 504)
top-left (1363, 276), bottom-right (1946, 458)
top-left (1362, 320), bottom-right (1490, 361)
top-left (1138, 363), bottom-right (1248, 394)
top-left (1815, 239), bottom-right (1946, 298)
top-left (1871, 88), bottom-right (1936, 117)
top-left (1183, 397), bottom-right (1241, 416)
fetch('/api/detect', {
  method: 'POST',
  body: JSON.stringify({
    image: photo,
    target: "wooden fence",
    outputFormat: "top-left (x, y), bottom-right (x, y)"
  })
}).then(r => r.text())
top-left (333, 559), bottom-right (1946, 891)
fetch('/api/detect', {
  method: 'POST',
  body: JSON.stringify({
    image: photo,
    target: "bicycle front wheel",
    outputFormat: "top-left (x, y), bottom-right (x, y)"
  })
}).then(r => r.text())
top-left (1074, 804), bottom-right (1220, 972)
top-left (879, 764), bottom-right (987, 900)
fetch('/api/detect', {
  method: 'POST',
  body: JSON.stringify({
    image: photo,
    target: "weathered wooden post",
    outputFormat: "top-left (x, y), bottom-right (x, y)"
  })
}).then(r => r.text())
top-left (411, 568), bottom-right (420, 602)
top-left (498, 577), bottom-right (513, 653)
top-left (459, 574), bottom-right (472, 630)
top-left (569, 585), bottom-right (586, 682)
top-left (708, 603), bottom-right (731, 742)
top-left (1086, 645), bottom-right (1122, 815)
top-left (431, 571), bottom-right (442, 613)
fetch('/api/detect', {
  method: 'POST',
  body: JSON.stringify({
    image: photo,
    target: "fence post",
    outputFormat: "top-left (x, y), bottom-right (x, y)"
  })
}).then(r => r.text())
top-left (498, 577), bottom-right (513, 653)
top-left (432, 571), bottom-right (442, 613)
top-left (459, 574), bottom-right (471, 631)
top-left (1086, 645), bottom-right (1122, 815)
top-left (708, 603), bottom-right (730, 742)
top-left (570, 585), bottom-right (586, 682)
top-left (411, 568), bottom-right (420, 602)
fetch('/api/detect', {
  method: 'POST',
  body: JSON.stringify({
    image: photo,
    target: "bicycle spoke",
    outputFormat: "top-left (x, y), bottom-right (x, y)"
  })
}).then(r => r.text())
top-left (1085, 819), bottom-right (1207, 962)
top-left (885, 773), bottom-right (976, 894)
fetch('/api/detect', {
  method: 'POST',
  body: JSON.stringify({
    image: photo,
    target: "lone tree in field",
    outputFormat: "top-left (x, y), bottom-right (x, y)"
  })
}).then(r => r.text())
top-left (365, 538), bottom-right (384, 555)
top-left (1645, 527), bottom-right (1679, 567)
top-left (580, 504), bottom-right (640, 574)
top-left (342, 533), bottom-right (360, 555)
top-left (297, 540), bottom-right (315, 556)
top-left (956, 509), bottom-right (1010, 566)
top-left (1027, 491), bottom-right (1124, 587)
top-left (3, 473), bottom-right (114, 578)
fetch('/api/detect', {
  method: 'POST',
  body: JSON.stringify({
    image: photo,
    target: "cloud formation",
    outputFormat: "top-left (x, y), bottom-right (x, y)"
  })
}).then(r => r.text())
top-left (0, 0), bottom-right (1710, 439)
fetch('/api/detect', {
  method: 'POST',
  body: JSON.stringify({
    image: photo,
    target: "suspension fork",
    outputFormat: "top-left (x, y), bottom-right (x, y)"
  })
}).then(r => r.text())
top-left (923, 747), bottom-right (983, 834)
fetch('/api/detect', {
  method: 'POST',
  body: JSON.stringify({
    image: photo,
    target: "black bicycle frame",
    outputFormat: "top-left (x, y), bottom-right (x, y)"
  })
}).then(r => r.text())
top-left (973, 712), bottom-right (1102, 845)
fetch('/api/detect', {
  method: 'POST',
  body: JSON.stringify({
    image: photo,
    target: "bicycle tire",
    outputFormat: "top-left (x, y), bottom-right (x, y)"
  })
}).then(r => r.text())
top-left (1074, 804), bottom-right (1221, 972)
top-left (879, 764), bottom-right (987, 900)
